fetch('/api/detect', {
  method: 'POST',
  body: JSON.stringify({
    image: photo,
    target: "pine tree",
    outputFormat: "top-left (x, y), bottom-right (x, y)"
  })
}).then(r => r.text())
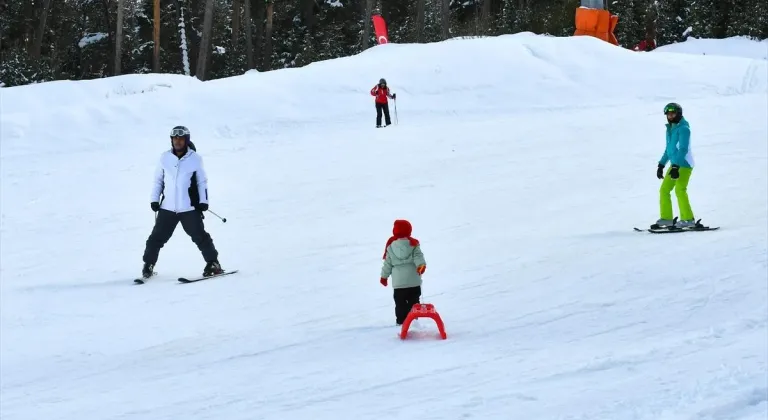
top-left (656, 0), bottom-right (691, 44)
top-left (1, 0), bottom-right (766, 87)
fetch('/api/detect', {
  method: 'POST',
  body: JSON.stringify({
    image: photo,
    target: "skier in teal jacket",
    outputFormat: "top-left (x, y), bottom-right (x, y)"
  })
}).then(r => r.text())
top-left (653, 102), bottom-right (697, 229)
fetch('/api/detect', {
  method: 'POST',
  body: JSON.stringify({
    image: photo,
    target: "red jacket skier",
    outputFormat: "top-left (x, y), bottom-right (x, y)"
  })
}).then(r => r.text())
top-left (633, 39), bottom-right (656, 52)
top-left (370, 78), bottom-right (396, 128)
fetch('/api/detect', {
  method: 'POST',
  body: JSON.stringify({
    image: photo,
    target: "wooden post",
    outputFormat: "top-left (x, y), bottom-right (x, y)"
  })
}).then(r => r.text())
top-left (153, 0), bottom-right (160, 72)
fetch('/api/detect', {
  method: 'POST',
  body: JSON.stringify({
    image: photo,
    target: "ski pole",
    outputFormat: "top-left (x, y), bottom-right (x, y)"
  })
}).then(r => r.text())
top-left (394, 98), bottom-right (398, 125)
top-left (208, 209), bottom-right (227, 223)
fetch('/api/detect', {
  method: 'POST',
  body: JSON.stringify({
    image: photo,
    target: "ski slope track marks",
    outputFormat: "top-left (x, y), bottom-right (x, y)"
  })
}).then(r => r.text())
top-left (1, 33), bottom-right (767, 420)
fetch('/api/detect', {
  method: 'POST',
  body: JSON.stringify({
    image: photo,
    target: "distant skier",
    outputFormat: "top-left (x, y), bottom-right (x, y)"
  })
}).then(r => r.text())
top-left (380, 219), bottom-right (426, 325)
top-left (370, 78), bottom-right (396, 128)
top-left (652, 103), bottom-right (697, 229)
top-left (140, 125), bottom-right (224, 279)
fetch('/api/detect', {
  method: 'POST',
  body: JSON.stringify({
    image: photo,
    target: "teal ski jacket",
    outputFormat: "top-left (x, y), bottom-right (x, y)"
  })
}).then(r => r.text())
top-left (659, 117), bottom-right (694, 168)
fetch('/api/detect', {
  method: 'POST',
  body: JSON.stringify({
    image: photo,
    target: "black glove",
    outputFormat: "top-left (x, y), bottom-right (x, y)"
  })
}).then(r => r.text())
top-left (151, 202), bottom-right (160, 212)
top-left (670, 165), bottom-right (680, 179)
top-left (656, 164), bottom-right (665, 179)
top-left (195, 203), bottom-right (209, 212)
top-left (393, 93), bottom-right (396, 99)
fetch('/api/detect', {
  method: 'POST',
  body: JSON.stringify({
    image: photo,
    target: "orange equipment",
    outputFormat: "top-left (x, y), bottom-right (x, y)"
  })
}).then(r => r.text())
top-left (574, 7), bottom-right (619, 46)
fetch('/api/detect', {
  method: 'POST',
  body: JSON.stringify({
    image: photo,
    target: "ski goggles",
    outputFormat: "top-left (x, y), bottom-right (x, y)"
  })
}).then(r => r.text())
top-left (170, 127), bottom-right (190, 137)
top-left (663, 105), bottom-right (679, 114)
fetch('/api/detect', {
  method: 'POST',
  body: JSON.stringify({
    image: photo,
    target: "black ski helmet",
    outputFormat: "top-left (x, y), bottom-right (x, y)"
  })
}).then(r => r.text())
top-left (379, 78), bottom-right (387, 85)
top-left (169, 125), bottom-right (195, 151)
top-left (663, 102), bottom-right (683, 123)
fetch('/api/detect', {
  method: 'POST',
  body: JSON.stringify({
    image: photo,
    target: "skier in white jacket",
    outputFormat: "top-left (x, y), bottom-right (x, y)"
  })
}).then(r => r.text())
top-left (141, 126), bottom-right (223, 279)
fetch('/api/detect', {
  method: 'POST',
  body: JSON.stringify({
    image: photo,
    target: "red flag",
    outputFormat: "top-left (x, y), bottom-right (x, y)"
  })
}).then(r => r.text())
top-left (372, 14), bottom-right (388, 44)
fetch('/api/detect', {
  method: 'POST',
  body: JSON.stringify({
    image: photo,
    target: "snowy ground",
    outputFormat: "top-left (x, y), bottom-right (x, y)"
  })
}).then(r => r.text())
top-left (653, 35), bottom-right (768, 60)
top-left (1, 33), bottom-right (767, 420)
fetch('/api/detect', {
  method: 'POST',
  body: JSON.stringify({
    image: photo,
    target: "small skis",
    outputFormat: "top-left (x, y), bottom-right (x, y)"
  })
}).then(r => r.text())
top-left (178, 270), bottom-right (238, 283)
top-left (634, 218), bottom-right (719, 234)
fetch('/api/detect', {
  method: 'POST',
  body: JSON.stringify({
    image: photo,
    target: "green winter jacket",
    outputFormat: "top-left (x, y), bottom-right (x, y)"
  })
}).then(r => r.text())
top-left (381, 239), bottom-right (426, 289)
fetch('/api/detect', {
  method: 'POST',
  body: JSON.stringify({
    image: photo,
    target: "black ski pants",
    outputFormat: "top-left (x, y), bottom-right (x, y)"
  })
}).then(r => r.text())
top-left (394, 286), bottom-right (421, 324)
top-left (143, 209), bottom-right (218, 264)
top-left (376, 102), bottom-right (391, 127)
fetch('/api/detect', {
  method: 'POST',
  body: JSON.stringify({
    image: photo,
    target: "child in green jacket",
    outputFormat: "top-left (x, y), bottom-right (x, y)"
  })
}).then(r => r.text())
top-left (380, 219), bottom-right (427, 325)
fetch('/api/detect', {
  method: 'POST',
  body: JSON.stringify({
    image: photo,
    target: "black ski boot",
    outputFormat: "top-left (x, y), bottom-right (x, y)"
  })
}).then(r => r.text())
top-left (203, 260), bottom-right (223, 277)
top-left (142, 262), bottom-right (155, 278)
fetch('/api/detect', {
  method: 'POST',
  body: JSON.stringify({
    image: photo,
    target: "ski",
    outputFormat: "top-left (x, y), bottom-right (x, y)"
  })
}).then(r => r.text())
top-left (634, 219), bottom-right (719, 234)
top-left (178, 270), bottom-right (238, 283)
top-left (134, 272), bottom-right (157, 284)
top-left (634, 226), bottom-right (719, 233)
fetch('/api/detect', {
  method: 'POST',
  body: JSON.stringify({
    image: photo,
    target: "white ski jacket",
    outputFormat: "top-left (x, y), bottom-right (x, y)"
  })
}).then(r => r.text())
top-left (150, 149), bottom-right (209, 213)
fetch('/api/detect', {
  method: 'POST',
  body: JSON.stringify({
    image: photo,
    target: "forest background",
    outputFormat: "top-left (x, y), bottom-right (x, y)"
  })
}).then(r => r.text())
top-left (1, 0), bottom-right (767, 87)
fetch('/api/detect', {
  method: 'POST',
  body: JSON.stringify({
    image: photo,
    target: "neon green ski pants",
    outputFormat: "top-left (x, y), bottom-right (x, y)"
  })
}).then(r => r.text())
top-left (660, 166), bottom-right (694, 220)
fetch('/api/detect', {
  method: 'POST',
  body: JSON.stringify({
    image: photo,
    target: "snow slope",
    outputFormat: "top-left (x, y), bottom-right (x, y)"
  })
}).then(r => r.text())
top-left (653, 36), bottom-right (768, 60)
top-left (1, 33), bottom-right (767, 420)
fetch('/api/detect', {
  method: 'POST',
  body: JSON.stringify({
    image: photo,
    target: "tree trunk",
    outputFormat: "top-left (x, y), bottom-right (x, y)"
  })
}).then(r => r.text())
top-left (415, 0), bottom-right (426, 42)
top-left (30, 0), bottom-right (52, 60)
top-left (115, 0), bottom-right (125, 75)
top-left (100, 0), bottom-right (114, 75)
top-left (361, 0), bottom-right (374, 50)
top-left (441, 0), bottom-right (450, 40)
top-left (646, 0), bottom-right (659, 45)
top-left (232, 0), bottom-right (241, 50)
top-left (481, 0), bottom-right (492, 34)
top-left (153, 0), bottom-right (160, 72)
top-left (253, 0), bottom-right (266, 70)
top-left (196, 0), bottom-right (216, 80)
top-left (263, 0), bottom-right (274, 71)
top-left (176, 0), bottom-right (192, 75)
top-left (22, 0), bottom-right (35, 53)
top-left (244, 0), bottom-right (253, 69)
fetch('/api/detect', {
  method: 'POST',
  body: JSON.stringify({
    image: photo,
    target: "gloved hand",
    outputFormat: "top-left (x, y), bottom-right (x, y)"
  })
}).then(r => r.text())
top-left (195, 203), bottom-right (209, 212)
top-left (416, 264), bottom-right (426, 275)
top-left (151, 202), bottom-right (160, 212)
top-left (656, 164), bottom-right (665, 179)
top-left (393, 93), bottom-right (396, 99)
top-left (670, 165), bottom-right (680, 179)
top-left (380, 278), bottom-right (388, 287)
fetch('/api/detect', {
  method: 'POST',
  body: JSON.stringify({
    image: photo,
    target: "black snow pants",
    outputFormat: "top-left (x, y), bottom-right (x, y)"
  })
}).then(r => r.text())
top-left (376, 102), bottom-right (391, 127)
top-left (394, 286), bottom-right (421, 324)
top-left (143, 209), bottom-right (218, 264)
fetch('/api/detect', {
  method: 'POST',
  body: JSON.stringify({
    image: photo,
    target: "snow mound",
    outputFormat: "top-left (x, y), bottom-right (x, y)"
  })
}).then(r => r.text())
top-left (2, 33), bottom-right (766, 158)
top-left (654, 36), bottom-right (768, 60)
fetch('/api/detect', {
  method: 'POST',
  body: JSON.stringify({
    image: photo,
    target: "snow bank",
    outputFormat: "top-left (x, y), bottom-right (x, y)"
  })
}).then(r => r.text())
top-left (654, 36), bottom-right (768, 60)
top-left (1, 32), bottom-right (766, 156)
top-left (0, 73), bottom-right (200, 115)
